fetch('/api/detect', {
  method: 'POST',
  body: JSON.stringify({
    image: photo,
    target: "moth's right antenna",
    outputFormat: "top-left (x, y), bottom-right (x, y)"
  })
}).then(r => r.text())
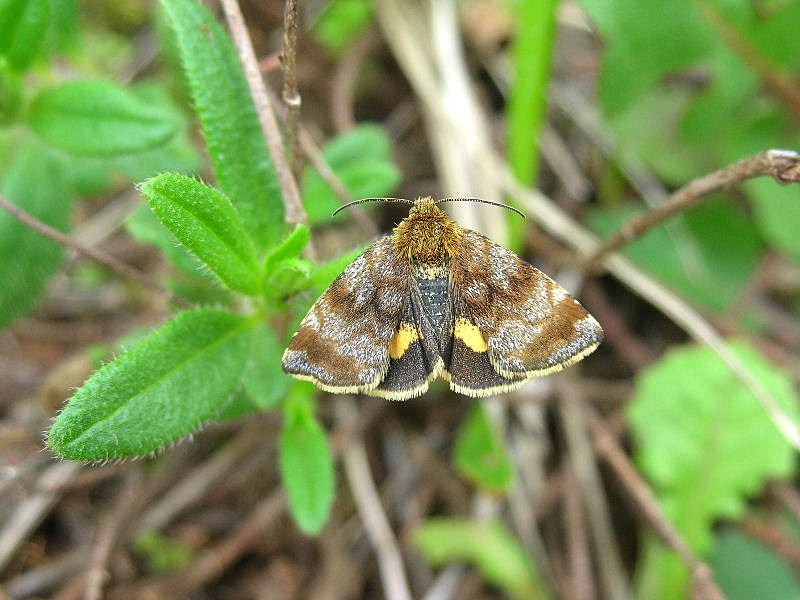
top-left (331, 197), bottom-right (414, 217)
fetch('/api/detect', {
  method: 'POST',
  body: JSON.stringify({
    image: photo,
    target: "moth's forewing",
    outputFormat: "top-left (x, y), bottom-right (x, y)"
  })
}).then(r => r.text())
top-left (281, 237), bottom-right (409, 393)
top-left (451, 230), bottom-right (603, 380)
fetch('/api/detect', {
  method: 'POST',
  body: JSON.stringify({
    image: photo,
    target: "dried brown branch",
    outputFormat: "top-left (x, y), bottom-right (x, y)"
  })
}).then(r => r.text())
top-left (335, 396), bottom-right (413, 600)
top-left (83, 467), bottom-right (143, 600)
top-left (582, 149), bottom-right (800, 268)
top-left (331, 32), bottom-right (380, 133)
top-left (585, 406), bottom-right (727, 600)
top-left (167, 491), bottom-right (285, 596)
top-left (557, 376), bottom-right (631, 600)
top-left (281, 0), bottom-right (302, 176)
top-left (0, 194), bottom-right (171, 299)
top-left (136, 423), bottom-right (265, 532)
top-left (0, 462), bottom-right (81, 572)
top-left (219, 0), bottom-right (307, 226)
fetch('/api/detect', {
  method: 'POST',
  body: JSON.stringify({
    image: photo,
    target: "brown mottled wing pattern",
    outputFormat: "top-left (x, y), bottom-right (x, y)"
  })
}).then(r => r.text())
top-left (452, 230), bottom-right (603, 379)
top-left (282, 236), bottom-right (409, 393)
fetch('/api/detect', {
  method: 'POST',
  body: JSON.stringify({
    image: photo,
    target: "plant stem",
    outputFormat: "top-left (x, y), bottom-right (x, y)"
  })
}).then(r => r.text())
top-left (219, 0), bottom-right (307, 226)
top-left (0, 193), bottom-right (171, 298)
top-left (282, 0), bottom-right (301, 177)
top-left (581, 149), bottom-right (800, 269)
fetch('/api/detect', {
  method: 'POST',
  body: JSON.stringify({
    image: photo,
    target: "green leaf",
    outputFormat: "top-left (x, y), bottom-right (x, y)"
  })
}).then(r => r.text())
top-left (140, 173), bottom-right (262, 296)
top-left (241, 323), bottom-right (291, 410)
top-left (745, 177), bottom-right (800, 262)
top-left (301, 124), bottom-right (401, 224)
top-left (629, 342), bottom-right (798, 598)
top-left (0, 0), bottom-right (50, 71)
top-left (307, 245), bottom-right (366, 295)
top-left (160, 0), bottom-right (284, 252)
top-left (135, 530), bottom-right (194, 574)
top-left (415, 519), bottom-right (547, 600)
top-left (454, 403), bottom-right (513, 493)
top-left (126, 204), bottom-right (205, 277)
top-left (589, 200), bottom-right (762, 312)
top-left (313, 0), bottom-right (374, 52)
top-left (264, 224), bottom-right (310, 274)
top-left (576, 0), bottom-right (715, 116)
top-left (279, 388), bottom-right (335, 534)
top-left (0, 141), bottom-right (71, 330)
top-left (507, 0), bottom-right (557, 187)
top-left (28, 80), bottom-right (179, 157)
top-left (577, 0), bottom-right (800, 191)
top-left (710, 528), bottom-right (800, 600)
top-left (47, 309), bottom-right (254, 460)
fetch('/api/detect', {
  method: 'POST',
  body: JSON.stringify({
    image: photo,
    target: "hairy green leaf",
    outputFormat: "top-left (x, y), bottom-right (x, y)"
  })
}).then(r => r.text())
top-left (47, 310), bottom-right (254, 460)
top-left (279, 389), bottom-right (335, 535)
top-left (630, 342), bottom-right (798, 598)
top-left (0, 0), bottom-right (50, 70)
top-left (160, 0), bottom-right (284, 251)
top-left (28, 80), bottom-right (179, 157)
top-left (140, 173), bottom-right (261, 295)
top-left (415, 519), bottom-right (547, 600)
top-left (302, 124), bottom-right (400, 224)
top-left (0, 142), bottom-right (71, 330)
top-left (241, 324), bottom-right (291, 410)
top-left (264, 224), bottom-right (310, 274)
top-left (454, 403), bottom-right (513, 493)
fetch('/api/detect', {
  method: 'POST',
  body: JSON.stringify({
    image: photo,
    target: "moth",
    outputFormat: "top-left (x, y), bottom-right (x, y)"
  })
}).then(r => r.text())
top-left (282, 197), bottom-right (603, 400)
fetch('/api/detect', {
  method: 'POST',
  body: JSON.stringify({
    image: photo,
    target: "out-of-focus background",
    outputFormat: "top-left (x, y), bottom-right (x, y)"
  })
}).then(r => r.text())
top-left (1, 0), bottom-right (800, 598)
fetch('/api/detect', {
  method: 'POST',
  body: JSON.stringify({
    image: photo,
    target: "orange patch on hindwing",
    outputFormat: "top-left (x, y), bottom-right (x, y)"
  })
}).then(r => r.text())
top-left (454, 317), bottom-right (488, 352)
top-left (389, 323), bottom-right (422, 359)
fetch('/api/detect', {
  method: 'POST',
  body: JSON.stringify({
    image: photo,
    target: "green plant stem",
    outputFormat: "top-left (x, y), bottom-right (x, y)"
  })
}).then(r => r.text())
top-left (507, 0), bottom-right (558, 186)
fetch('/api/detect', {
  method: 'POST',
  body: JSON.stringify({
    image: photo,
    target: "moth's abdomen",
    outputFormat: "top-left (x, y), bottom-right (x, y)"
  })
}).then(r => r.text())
top-left (415, 263), bottom-right (451, 344)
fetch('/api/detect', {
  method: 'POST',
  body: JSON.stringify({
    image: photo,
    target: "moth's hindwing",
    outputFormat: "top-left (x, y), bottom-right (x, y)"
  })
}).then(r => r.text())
top-left (281, 236), bottom-right (409, 393)
top-left (369, 298), bottom-right (443, 400)
top-left (445, 312), bottom-right (532, 397)
top-left (452, 230), bottom-right (603, 380)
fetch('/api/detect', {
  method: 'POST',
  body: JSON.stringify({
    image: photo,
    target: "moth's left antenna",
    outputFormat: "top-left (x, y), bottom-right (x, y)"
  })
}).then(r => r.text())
top-left (331, 197), bottom-right (414, 217)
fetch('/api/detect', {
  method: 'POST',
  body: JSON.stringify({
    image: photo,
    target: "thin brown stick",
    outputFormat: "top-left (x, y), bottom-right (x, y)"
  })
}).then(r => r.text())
top-left (136, 423), bottom-right (265, 532)
top-left (582, 149), bottom-right (800, 268)
top-left (331, 32), bottom-right (379, 133)
top-left (564, 467), bottom-right (596, 600)
top-left (219, 0), bottom-right (307, 226)
top-left (83, 467), bottom-right (143, 600)
top-left (167, 491), bottom-right (285, 595)
top-left (0, 194), bottom-right (169, 298)
top-left (298, 125), bottom-right (380, 238)
top-left (585, 406), bottom-right (727, 600)
top-left (281, 0), bottom-right (302, 176)
top-left (0, 462), bottom-right (81, 572)
top-left (693, 0), bottom-right (800, 114)
top-left (557, 376), bottom-right (631, 600)
top-left (335, 396), bottom-right (413, 600)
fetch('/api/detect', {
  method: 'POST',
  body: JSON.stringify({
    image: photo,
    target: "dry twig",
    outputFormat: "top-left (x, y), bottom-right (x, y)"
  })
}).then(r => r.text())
top-left (582, 149), bottom-right (800, 268)
top-left (281, 0), bottom-right (302, 176)
top-left (83, 467), bottom-right (143, 600)
top-left (0, 194), bottom-right (170, 299)
top-left (219, 0), bottom-right (306, 225)
top-left (335, 396), bottom-right (413, 600)
top-left (585, 406), bottom-right (727, 600)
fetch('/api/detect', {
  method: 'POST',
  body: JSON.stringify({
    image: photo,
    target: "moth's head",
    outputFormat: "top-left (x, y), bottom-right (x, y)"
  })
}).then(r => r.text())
top-left (393, 197), bottom-right (463, 264)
